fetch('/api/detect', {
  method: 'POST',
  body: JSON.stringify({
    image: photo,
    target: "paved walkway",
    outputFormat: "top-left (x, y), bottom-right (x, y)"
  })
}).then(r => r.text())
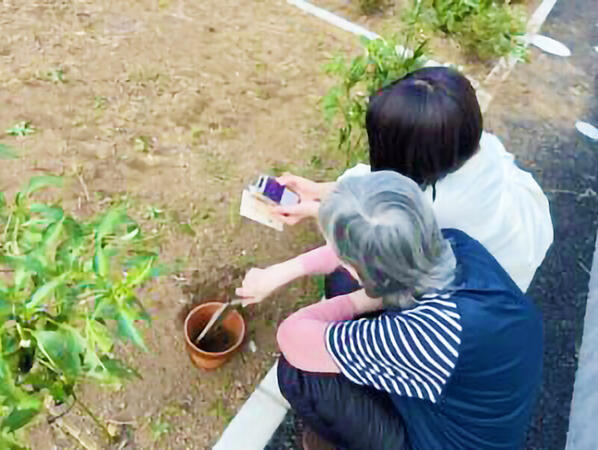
top-left (567, 232), bottom-right (598, 449)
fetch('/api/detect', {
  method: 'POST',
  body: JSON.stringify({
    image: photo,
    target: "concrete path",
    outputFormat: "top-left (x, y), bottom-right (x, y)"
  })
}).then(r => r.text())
top-left (567, 233), bottom-right (598, 449)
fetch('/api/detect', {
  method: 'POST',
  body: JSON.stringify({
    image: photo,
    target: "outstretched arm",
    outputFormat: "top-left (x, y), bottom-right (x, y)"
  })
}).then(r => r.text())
top-left (236, 245), bottom-right (342, 306)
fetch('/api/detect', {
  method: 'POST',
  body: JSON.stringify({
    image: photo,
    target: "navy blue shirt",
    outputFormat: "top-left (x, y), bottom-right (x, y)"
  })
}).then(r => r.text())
top-left (326, 229), bottom-right (543, 449)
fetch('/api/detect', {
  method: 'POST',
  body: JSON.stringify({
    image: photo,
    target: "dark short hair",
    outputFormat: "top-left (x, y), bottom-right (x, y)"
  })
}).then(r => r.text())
top-left (366, 67), bottom-right (483, 187)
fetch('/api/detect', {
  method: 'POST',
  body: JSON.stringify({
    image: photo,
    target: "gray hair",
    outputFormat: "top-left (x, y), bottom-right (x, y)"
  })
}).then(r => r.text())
top-left (318, 171), bottom-right (456, 309)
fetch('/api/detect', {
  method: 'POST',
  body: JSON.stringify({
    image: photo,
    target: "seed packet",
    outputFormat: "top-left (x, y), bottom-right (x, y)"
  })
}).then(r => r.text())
top-left (239, 189), bottom-right (284, 231)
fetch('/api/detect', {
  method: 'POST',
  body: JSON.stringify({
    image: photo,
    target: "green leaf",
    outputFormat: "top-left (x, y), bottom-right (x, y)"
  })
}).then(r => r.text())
top-left (93, 245), bottom-right (109, 278)
top-left (48, 381), bottom-right (72, 404)
top-left (0, 430), bottom-right (27, 450)
top-left (0, 298), bottom-right (11, 321)
top-left (0, 143), bottom-right (17, 159)
top-left (2, 398), bottom-right (42, 431)
top-left (33, 329), bottom-right (85, 379)
top-left (321, 86), bottom-right (342, 122)
top-left (25, 175), bottom-right (62, 196)
top-left (26, 274), bottom-right (68, 309)
top-left (5, 121), bottom-right (34, 137)
top-left (125, 256), bottom-right (156, 287)
top-left (29, 204), bottom-right (64, 221)
top-left (0, 358), bottom-right (19, 402)
top-left (86, 319), bottom-right (113, 353)
top-left (100, 356), bottom-right (141, 380)
top-left (117, 308), bottom-right (147, 351)
top-left (39, 218), bottom-right (64, 263)
top-left (120, 227), bottom-right (139, 241)
top-left (95, 207), bottom-right (127, 239)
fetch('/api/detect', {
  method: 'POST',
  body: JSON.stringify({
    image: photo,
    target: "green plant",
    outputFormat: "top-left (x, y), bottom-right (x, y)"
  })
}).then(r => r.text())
top-left (458, 2), bottom-right (527, 61)
top-left (5, 122), bottom-right (35, 137)
top-left (355, 0), bottom-right (386, 15)
top-left (134, 136), bottom-right (152, 153)
top-left (0, 176), bottom-right (160, 447)
top-left (93, 96), bottom-right (108, 110)
top-left (405, 0), bottom-right (527, 61)
top-left (47, 69), bottom-right (65, 83)
top-left (321, 36), bottom-right (427, 166)
top-left (150, 418), bottom-right (170, 441)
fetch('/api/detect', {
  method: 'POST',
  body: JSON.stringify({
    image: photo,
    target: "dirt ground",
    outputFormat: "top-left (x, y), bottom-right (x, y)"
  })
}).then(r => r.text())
top-left (0, 0), bottom-right (357, 448)
top-left (0, 0), bottom-right (550, 449)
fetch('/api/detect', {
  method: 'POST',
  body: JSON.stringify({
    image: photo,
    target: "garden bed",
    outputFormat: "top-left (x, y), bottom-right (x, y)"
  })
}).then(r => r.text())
top-left (0, 0), bottom-right (358, 447)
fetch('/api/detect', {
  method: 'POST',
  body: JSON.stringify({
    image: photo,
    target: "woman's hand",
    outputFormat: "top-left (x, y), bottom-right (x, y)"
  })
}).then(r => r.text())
top-left (235, 267), bottom-right (280, 306)
top-left (271, 173), bottom-right (337, 225)
top-left (236, 258), bottom-right (306, 306)
top-left (271, 201), bottom-right (320, 225)
top-left (276, 173), bottom-right (326, 202)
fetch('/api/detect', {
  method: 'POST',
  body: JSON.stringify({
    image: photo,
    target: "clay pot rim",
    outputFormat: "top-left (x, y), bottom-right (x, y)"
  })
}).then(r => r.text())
top-left (183, 301), bottom-right (246, 357)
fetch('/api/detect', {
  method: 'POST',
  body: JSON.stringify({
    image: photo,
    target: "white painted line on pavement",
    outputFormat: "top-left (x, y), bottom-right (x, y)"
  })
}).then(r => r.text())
top-left (484, 0), bottom-right (559, 89)
top-left (287, 0), bottom-right (379, 40)
top-left (285, 0), bottom-right (488, 107)
top-left (566, 231), bottom-right (598, 450)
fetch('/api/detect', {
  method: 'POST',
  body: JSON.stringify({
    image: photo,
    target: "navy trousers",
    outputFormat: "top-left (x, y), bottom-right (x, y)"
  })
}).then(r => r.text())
top-left (277, 356), bottom-right (408, 449)
top-left (276, 267), bottom-right (407, 448)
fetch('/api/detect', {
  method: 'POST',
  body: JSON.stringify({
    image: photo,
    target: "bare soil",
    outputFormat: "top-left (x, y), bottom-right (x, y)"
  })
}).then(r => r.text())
top-left (0, 0), bottom-right (357, 448)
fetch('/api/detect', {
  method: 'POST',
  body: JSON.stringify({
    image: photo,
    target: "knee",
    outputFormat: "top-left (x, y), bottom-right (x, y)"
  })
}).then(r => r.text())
top-left (277, 355), bottom-right (302, 400)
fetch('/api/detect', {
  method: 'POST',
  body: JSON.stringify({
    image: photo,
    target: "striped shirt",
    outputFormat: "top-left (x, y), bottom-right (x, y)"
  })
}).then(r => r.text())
top-left (326, 292), bottom-right (462, 404)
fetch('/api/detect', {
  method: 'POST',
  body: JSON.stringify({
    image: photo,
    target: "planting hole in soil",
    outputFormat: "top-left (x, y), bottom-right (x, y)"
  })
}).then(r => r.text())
top-left (195, 326), bottom-right (236, 353)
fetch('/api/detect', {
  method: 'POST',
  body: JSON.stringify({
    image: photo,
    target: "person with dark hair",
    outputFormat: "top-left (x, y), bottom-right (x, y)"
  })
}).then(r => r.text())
top-left (237, 172), bottom-right (543, 449)
top-left (272, 66), bottom-right (552, 295)
top-left (366, 67), bottom-right (482, 191)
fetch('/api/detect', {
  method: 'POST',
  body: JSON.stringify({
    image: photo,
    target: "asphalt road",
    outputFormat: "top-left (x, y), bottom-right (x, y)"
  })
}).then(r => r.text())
top-left (486, 1), bottom-right (598, 447)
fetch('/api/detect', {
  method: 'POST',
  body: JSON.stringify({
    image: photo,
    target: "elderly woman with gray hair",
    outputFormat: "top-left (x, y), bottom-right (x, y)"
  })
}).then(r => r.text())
top-left (237, 171), bottom-right (543, 450)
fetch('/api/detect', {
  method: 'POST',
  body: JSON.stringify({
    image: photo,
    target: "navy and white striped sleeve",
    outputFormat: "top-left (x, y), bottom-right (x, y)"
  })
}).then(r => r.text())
top-left (325, 295), bottom-right (462, 403)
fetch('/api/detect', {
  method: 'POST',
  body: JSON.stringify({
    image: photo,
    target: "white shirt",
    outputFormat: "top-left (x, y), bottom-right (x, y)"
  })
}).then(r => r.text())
top-left (337, 132), bottom-right (554, 292)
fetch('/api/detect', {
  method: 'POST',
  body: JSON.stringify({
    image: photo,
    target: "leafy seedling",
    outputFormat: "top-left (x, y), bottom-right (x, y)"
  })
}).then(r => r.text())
top-left (48, 69), bottom-right (66, 83)
top-left (5, 121), bottom-right (35, 137)
top-left (322, 35), bottom-right (427, 166)
top-left (94, 96), bottom-right (108, 110)
top-left (134, 136), bottom-right (152, 153)
top-left (150, 419), bottom-right (171, 441)
top-left (0, 175), bottom-right (161, 447)
top-left (404, 0), bottom-right (528, 61)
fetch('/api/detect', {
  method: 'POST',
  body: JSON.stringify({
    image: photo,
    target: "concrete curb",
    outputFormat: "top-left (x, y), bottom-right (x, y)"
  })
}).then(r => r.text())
top-left (213, 360), bottom-right (289, 450)
top-left (565, 231), bottom-right (598, 450)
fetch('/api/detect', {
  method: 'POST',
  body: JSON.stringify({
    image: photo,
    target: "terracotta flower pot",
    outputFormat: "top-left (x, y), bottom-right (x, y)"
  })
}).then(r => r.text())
top-left (183, 302), bottom-right (246, 370)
